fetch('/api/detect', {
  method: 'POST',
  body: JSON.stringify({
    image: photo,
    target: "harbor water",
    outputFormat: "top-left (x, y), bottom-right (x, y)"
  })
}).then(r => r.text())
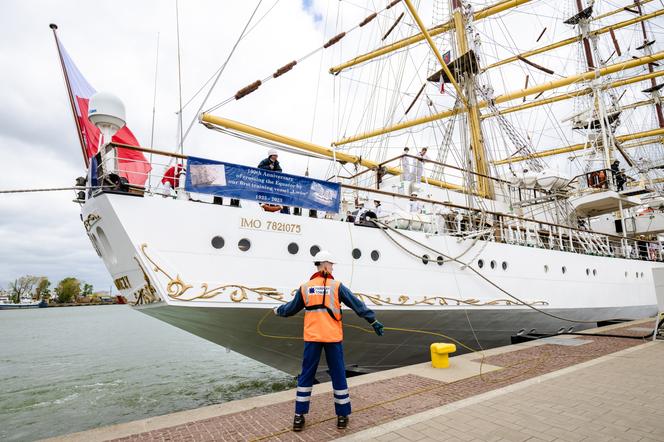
top-left (0, 305), bottom-right (295, 441)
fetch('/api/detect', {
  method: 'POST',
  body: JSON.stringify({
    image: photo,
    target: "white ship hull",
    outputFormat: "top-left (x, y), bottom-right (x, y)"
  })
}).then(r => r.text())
top-left (82, 192), bottom-right (658, 375)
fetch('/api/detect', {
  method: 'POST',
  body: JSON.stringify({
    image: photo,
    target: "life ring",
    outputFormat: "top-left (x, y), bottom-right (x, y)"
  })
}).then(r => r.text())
top-left (261, 204), bottom-right (282, 212)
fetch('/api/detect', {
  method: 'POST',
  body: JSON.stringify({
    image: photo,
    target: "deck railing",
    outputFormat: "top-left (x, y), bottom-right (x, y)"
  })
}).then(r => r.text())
top-left (83, 143), bottom-right (664, 263)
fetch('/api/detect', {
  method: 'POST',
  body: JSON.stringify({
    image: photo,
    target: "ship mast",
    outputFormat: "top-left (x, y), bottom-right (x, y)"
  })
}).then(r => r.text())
top-left (635, 0), bottom-right (664, 129)
top-left (449, 0), bottom-right (493, 198)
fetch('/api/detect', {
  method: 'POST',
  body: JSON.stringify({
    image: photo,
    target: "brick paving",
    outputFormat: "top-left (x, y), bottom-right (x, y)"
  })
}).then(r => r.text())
top-left (357, 340), bottom-right (664, 442)
top-left (111, 326), bottom-right (652, 442)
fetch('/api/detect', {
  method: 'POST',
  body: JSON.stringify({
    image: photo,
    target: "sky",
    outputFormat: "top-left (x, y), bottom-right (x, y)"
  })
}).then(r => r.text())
top-left (0, 0), bottom-right (662, 291)
top-left (0, 0), bottom-right (341, 291)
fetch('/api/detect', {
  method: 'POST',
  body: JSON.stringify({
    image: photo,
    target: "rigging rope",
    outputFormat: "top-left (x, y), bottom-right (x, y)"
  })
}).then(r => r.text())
top-left (181, 0), bottom-right (265, 145)
top-left (369, 218), bottom-right (599, 324)
top-left (204, 0), bottom-right (404, 113)
top-left (0, 186), bottom-right (108, 194)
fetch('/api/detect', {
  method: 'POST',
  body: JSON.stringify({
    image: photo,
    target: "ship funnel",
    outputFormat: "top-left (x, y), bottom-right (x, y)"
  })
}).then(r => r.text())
top-left (88, 91), bottom-right (126, 142)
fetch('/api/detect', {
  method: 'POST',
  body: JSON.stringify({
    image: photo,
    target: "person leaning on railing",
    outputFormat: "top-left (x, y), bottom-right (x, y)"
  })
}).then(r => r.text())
top-left (257, 149), bottom-right (289, 214)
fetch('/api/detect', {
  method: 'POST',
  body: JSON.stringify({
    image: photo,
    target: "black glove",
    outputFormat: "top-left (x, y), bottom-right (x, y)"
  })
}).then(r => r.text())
top-left (371, 320), bottom-right (384, 336)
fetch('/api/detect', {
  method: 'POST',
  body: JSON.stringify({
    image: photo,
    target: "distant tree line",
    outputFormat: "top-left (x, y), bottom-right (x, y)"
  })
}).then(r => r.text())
top-left (0, 275), bottom-right (94, 304)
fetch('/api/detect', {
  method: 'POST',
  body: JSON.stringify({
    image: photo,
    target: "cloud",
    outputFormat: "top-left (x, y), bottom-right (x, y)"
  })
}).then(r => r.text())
top-left (0, 0), bottom-right (661, 290)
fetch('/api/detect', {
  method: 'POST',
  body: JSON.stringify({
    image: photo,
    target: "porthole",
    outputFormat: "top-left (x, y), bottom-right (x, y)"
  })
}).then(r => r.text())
top-left (310, 245), bottom-right (320, 257)
top-left (478, 259), bottom-right (484, 268)
top-left (593, 269), bottom-right (597, 276)
top-left (625, 271), bottom-right (628, 278)
top-left (287, 242), bottom-right (299, 255)
top-left (636, 272), bottom-right (639, 278)
top-left (352, 248), bottom-right (361, 259)
top-left (586, 268), bottom-right (590, 276)
top-left (211, 236), bottom-right (225, 249)
top-left (544, 265), bottom-right (549, 273)
top-left (567, 326), bottom-right (575, 333)
top-left (238, 238), bottom-right (251, 251)
top-left (502, 261), bottom-right (508, 271)
top-left (641, 272), bottom-right (644, 278)
top-left (557, 327), bottom-right (566, 334)
top-left (437, 256), bottom-right (444, 266)
top-left (422, 254), bottom-right (430, 265)
top-left (490, 260), bottom-right (496, 269)
top-left (562, 266), bottom-right (567, 274)
top-left (370, 250), bottom-right (380, 261)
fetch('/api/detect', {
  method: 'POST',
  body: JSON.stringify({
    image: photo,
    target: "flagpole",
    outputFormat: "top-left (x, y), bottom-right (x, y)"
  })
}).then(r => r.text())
top-left (49, 24), bottom-right (89, 168)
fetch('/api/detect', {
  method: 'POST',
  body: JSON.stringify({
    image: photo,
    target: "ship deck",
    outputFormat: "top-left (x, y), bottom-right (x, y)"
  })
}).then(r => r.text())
top-left (47, 319), bottom-right (663, 442)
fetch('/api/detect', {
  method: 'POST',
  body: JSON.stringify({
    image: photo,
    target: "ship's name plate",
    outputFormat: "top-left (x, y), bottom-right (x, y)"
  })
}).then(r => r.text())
top-left (240, 217), bottom-right (301, 234)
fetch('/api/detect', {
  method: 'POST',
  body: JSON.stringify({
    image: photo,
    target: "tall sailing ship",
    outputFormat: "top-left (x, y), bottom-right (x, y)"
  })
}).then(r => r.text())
top-left (53, 0), bottom-right (663, 375)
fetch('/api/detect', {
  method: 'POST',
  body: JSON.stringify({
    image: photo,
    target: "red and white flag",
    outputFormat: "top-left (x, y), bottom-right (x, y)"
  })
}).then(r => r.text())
top-left (57, 38), bottom-right (151, 186)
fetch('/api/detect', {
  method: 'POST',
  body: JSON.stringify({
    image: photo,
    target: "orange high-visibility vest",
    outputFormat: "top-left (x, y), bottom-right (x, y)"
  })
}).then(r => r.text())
top-left (300, 276), bottom-right (342, 342)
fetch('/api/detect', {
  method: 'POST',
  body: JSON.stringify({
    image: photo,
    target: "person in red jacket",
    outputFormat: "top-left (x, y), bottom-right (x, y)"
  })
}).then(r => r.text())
top-left (161, 164), bottom-right (184, 193)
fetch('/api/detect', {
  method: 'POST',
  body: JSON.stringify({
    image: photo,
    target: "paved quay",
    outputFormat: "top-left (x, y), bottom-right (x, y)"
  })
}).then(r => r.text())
top-left (48, 320), bottom-right (662, 442)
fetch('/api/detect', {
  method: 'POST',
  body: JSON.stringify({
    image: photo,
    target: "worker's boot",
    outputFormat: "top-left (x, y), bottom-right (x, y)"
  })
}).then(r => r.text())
top-left (293, 414), bottom-right (305, 432)
top-left (337, 415), bottom-right (348, 429)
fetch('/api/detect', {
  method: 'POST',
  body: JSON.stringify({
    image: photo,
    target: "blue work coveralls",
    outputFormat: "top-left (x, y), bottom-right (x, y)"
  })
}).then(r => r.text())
top-left (276, 282), bottom-right (376, 417)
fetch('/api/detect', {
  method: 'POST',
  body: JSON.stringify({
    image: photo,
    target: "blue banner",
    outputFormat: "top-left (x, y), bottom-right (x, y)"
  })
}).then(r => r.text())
top-left (185, 156), bottom-right (341, 213)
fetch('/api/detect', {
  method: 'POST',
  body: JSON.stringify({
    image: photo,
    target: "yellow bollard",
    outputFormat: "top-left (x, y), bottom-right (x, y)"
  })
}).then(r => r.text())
top-left (430, 343), bottom-right (457, 368)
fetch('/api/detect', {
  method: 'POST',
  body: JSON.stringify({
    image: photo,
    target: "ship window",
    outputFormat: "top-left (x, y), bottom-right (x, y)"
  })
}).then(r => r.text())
top-left (585, 268), bottom-right (590, 276)
top-left (437, 256), bottom-right (444, 266)
top-left (490, 260), bottom-right (496, 269)
top-left (238, 238), bottom-right (251, 251)
top-left (422, 255), bottom-right (429, 265)
top-left (636, 272), bottom-right (639, 278)
top-left (625, 271), bottom-right (628, 277)
top-left (641, 272), bottom-right (644, 278)
top-left (544, 265), bottom-right (549, 273)
top-left (561, 266), bottom-right (567, 274)
top-left (502, 261), bottom-right (508, 271)
top-left (370, 250), bottom-right (380, 261)
top-left (478, 259), bottom-right (484, 268)
top-left (310, 245), bottom-right (320, 257)
top-left (352, 248), bottom-right (361, 259)
top-left (211, 236), bottom-right (225, 249)
top-left (593, 269), bottom-right (597, 276)
top-left (287, 242), bottom-right (299, 255)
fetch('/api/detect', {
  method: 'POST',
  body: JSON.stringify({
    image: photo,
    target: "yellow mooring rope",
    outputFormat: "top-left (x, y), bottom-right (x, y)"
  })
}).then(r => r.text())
top-left (251, 311), bottom-right (561, 441)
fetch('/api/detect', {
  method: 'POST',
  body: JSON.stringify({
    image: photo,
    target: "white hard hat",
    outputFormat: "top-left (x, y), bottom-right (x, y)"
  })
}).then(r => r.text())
top-left (313, 250), bottom-right (335, 264)
top-left (268, 149), bottom-right (278, 157)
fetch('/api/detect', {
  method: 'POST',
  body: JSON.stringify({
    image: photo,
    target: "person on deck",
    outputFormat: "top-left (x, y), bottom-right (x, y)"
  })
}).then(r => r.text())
top-left (161, 163), bottom-right (184, 194)
top-left (257, 149), bottom-right (288, 213)
top-left (257, 149), bottom-right (282, 172)
top-left (409, 193), bottom-right (424, 214)
top-left (401, 147), bottom-right (414, 182)
top-left (414, 147), bottom-right (429, 183)
top-left (274, 251), bottom-right (384, 432)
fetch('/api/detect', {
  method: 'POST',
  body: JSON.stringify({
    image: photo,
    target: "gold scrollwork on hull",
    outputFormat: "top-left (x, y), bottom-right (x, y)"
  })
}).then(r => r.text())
top-left (139, 243), bottom-right (549, 307)
top-left (132, 258), bottom-right (160, 305)
top-left (83, 213), bottom-right (101, 232)
top-left (355, 293), bottom-right (548, 307)
top-left (139, 243), bottom-right (284, 303)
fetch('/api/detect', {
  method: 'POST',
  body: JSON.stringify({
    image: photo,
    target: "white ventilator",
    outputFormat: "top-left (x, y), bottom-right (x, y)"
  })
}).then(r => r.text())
top-left (88, 91), bottom-right (127, 176)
